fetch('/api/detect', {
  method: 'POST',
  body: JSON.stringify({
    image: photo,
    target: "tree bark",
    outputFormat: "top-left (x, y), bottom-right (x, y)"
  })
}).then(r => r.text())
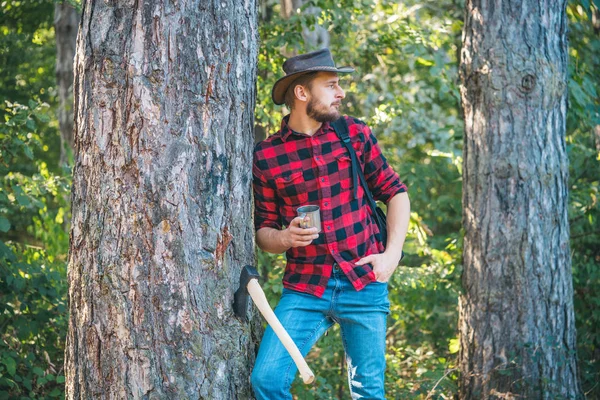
top-left (459, 1), bottom-right (583, 399)
top-left (54, 1), bottom-right (79, 167)
top-left (64, 0), bottom-right (259, 398)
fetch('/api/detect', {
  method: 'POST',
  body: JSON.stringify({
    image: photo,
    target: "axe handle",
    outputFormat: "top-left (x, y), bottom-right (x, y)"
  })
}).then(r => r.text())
top-left (247, 279), bottom-right (315, 385)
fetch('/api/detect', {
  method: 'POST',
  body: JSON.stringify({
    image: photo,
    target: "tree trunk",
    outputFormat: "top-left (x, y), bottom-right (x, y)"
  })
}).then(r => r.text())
top-left (459, 1), bottom-right (583, 399)
top-left (64, 0), bottom-right (259, 398)
top-left (54, 1), bottom-right (79, 167)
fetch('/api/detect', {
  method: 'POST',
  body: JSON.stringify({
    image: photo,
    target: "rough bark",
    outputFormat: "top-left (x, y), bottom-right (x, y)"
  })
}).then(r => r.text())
top-left (64, 0), bottom-right (259, 398)
top-left (459, 1), bottom-right (583, 399)
top-left (54, 1), bottom-right (80, 166)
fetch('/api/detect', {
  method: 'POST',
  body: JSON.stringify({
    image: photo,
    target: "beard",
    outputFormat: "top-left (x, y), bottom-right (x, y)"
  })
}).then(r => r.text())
top-left (306, 97), bottom-right (341, 123)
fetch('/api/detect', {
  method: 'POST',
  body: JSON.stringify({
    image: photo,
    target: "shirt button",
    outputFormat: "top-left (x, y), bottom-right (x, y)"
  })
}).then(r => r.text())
top-left (321, 178), bottom-right (325, 182)
top-left (327, 226), bottom-right (331, 230)
top-left (324, 202), bottom-right (328, 206)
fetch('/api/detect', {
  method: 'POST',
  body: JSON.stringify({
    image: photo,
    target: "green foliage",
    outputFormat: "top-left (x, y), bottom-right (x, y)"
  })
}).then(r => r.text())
top-left (567, 3), bottom-right (600, 398)
top-left (2, 0), bottom-right (71, 396)
top-left (0, 0), bottom-right (56, 116)
top-left (1, 100), bottom-right (70, 399)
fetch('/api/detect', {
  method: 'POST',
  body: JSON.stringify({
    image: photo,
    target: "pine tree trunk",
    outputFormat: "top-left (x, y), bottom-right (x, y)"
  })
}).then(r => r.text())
top-left (64, 0), bottom-right (259, 398)
top-left (54, 1), bottom-right (79, 167)
top-left (459, 1), bottom-right (583, 398)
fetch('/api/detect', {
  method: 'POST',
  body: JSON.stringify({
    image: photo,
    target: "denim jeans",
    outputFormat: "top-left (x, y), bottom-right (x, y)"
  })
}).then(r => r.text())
top-left (251, 264), bottom-right (390, 399)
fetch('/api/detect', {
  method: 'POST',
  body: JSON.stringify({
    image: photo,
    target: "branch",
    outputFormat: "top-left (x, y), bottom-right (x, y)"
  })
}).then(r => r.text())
top-left (426, 368), bottom-right (457, 399)
top-left (571, 230), bottom-right (600, 240)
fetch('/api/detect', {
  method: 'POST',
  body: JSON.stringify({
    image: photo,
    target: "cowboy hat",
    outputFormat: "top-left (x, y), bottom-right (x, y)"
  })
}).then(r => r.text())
top-left (271, 48), bottom-right (355, 105)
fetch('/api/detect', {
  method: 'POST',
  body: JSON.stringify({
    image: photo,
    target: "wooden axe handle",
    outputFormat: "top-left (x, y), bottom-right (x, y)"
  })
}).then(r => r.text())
top-left (247, 279), bottom-right (315, 384)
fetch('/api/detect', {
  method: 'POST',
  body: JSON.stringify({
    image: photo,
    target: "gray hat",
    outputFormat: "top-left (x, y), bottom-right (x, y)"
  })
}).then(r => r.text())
top-left (271, 48), bottom-right (355, 105)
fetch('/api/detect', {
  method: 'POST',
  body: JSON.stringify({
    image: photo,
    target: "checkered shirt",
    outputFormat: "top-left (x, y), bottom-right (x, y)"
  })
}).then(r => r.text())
top-left (252, 115), bottom-right (408, 297)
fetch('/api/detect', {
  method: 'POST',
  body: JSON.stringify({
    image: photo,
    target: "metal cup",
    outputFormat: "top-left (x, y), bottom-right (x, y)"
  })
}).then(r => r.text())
top-left (296, 205), bottom-right (322, 233)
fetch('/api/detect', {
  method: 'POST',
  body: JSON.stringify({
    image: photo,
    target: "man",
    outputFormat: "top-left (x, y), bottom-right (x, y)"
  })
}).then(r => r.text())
top-left (251, 48), bottom-right (410, 399)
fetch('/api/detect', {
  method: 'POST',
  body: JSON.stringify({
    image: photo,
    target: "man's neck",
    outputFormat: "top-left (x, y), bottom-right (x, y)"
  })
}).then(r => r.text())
top-left (287, 111), bottom-right (322, 136)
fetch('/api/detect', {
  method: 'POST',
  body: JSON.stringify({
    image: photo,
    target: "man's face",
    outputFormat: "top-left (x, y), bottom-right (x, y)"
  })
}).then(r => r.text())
top-left (305, 72), bottom-right (346, 123)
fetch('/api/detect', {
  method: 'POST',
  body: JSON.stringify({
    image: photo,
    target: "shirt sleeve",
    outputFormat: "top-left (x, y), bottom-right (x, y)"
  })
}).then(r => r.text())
top-left (361, 124), bottom-right (408, 203)
top-left (252, 152), bottom-right (282, 231)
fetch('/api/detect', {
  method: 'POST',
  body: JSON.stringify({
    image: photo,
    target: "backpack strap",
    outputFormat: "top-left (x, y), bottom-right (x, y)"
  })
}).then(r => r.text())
top-left (331, 117), bottom-right (378, 214)
top-left (331, 117), bottom-right (358, 200)
top-left (331, 117), bottom-right (402, 257)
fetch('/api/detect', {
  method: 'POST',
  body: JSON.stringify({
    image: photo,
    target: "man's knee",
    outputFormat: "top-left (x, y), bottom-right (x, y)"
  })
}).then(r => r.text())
top-left (250, 365), bottom-right (267, 391)
top-left (251, 362), bottom-right (291, 398)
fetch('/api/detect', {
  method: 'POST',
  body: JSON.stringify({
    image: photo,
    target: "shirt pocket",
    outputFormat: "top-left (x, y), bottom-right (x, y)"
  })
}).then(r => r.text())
top-left (335, 150), bottom-right (363, 165)
top-left (273, 169), bottom-right (308, 206)
top-left (335, 151), bottom-right (362, 190)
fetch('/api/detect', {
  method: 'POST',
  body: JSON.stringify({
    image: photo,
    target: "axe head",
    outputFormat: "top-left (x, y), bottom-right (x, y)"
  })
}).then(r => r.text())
top-left (233, 265), bottom-right (261, 321)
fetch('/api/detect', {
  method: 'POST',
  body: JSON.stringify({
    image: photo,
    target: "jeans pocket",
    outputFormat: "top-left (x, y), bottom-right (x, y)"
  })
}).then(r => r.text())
top-left (373, 279), bottom-right (388, 285)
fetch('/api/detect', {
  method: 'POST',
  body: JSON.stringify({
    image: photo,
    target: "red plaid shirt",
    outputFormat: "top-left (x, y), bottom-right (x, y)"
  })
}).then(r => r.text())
top-left (253, 115), bottom-right (407, 297)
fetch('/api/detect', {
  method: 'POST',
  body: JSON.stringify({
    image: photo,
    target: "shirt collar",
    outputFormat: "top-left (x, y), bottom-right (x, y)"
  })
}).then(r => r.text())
top-left (280, 114), bottom-right (332, 142)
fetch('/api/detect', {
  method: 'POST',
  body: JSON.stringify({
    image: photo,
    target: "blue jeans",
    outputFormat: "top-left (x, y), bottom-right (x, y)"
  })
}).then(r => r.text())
top-left (251, 264), bottom-right (390, 399)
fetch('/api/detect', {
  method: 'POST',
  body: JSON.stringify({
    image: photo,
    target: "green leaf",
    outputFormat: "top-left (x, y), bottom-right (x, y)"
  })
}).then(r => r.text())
top-left (56, 375), bottom-right (65, 383)
top-left (0, 217), bottom-right (10, 232)
top-left (1, 357), bottom-right (16, 377)
top-left (23, 145), bottom-right (34, 160)
top-left (32, 367), bottom-right (44, 376)
top-left (0, 241), bottom-right (16, 262)
top-left (13, 186), bottom-right (31, 207)
top-left (25, 118), bottom-right (36, 131)
top-left (34, 112), bottom-right (50, 123)
top-left (448, 338), bottom-right (459, 354)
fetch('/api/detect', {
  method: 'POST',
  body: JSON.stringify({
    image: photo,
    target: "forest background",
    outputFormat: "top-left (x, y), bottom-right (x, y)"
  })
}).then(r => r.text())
top-left (1, 0), bottom-right (598, 398)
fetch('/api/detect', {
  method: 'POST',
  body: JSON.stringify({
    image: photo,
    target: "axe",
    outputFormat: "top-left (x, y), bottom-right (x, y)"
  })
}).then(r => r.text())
top-left (233, 265), bottom-right (315, 384)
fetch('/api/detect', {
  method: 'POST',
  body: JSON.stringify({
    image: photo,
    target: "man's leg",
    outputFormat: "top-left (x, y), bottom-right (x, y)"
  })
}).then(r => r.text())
top-left (251, 288), bottom-right (334, 400)
top-left (335, 277), bottom-right (390, 400)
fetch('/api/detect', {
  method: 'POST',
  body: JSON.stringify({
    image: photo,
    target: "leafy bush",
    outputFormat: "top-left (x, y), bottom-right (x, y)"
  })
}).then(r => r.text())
top-left (1, 100), bottom-right (70, 400)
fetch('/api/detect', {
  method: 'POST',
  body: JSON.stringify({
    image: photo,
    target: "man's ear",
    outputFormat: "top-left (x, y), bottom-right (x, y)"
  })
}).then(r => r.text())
top-left (294, 85), bottom-right (309, 103)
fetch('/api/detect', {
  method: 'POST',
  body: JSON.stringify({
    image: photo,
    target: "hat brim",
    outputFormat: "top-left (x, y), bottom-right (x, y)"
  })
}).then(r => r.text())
top-left (271, 66), bottom-right (355, 105)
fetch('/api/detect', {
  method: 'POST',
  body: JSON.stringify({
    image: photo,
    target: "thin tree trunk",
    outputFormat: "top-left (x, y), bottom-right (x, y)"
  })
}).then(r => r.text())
top-left (64, 0), bottom-right (259, 398)
top-left (280, 0), bottom-right (329, 52)
top-left (459, 1), bottom-right (583, 398)
top-left (54, 1), bottom-right (79, 167)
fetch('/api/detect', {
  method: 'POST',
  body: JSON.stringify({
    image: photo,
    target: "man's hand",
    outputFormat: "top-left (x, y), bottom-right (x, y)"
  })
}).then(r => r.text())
top-left (282, 216), bottom-right (320, 248)
top-left (355, 250), bottom-right (403, 283)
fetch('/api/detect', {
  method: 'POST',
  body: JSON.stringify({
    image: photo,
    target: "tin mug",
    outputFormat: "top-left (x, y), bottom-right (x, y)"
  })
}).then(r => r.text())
top-left (296, 205), bottom-right (322, 233)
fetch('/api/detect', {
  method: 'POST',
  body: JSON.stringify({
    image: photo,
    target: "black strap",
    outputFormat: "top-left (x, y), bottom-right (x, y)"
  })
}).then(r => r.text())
top-left (331, 117), bottom-right (379, 221)
top-left (331, 117), bottom-right (404, 258)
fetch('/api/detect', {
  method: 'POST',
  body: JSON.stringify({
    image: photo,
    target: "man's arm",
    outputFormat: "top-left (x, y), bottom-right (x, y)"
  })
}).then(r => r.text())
top-left (253, 153), bottom-right (318, 254)
top-left (382, 191), bottom-right (410, 262)
top-left (356, 191), bottom-right (410, 282)
top-left (256, 217), bottom-right (320, 254)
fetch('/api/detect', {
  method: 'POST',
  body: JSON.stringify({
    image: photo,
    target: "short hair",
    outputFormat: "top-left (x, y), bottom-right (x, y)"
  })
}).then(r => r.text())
top-left (284, 72), bottom-right (319, 109)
